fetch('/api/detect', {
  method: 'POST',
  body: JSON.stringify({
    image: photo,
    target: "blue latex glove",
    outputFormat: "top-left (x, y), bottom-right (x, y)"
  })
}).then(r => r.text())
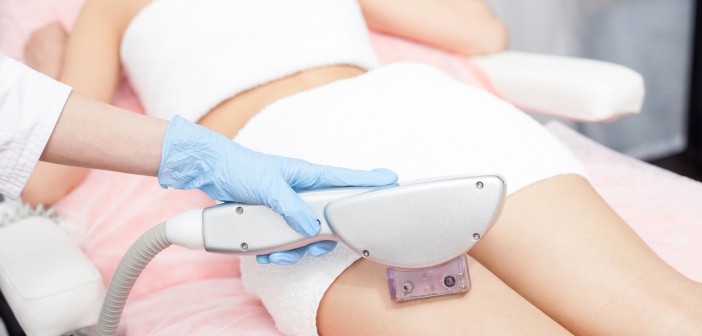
top-left (158, 116), bottom-right (398, 265)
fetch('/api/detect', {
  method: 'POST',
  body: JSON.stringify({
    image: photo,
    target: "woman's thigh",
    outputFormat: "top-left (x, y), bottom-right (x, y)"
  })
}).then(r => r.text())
top-left (318, 256), bottom-right (570, 335)
top-left (469, 174), bottom-right (702, 335)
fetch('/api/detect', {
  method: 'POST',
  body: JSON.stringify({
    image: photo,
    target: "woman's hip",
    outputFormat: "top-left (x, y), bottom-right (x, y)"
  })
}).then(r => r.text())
top-left (234, 62), bottom-right (587, 196)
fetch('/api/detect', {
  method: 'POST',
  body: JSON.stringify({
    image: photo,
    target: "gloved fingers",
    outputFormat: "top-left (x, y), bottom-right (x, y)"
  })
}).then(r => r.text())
top-left (290, 163), bottom-right (398, 191)
top-left (255, 241), bottom-right (336, 265)
top-left (318, 167), bottom-right (398, 188)
top-left (306, 240), bottom-right (337, 257)
top-left (256, 254), bottom-right (271, 264)
top-left (267, 181), bottom-right (320, 237)
top-left (267, 246), bottom-right (308, 265)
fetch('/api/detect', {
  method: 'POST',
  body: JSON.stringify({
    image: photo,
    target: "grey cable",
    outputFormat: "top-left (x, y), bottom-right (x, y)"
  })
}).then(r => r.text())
top-left (96, 222), bottom-right (171, 336)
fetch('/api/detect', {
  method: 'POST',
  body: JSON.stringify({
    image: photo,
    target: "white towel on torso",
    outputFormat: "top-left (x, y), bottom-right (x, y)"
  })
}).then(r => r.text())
top-left (120, 0), bottom-right (379, 122)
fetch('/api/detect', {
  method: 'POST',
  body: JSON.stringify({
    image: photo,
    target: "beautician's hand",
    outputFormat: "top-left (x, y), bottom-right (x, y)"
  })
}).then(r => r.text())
top-left (158, 116), bottom-right (398, 265)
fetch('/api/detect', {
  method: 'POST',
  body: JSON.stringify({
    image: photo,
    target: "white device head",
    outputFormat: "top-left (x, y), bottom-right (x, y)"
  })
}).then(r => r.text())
top-left (200, 175), bottom-right (505, 269)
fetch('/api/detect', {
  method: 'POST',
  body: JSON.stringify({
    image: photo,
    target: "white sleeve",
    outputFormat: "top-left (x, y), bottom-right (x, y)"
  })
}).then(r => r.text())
top-left (0, 53), bottom-right (71, 200)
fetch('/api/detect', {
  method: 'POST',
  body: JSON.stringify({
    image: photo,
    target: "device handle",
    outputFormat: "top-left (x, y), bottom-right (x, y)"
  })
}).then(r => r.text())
top-left (201, 188), bottom-right (371, 254)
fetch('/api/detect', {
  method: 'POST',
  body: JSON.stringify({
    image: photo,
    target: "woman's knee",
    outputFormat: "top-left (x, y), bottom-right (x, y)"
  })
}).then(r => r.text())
top-left (21, 163), bottom-right (87, 206)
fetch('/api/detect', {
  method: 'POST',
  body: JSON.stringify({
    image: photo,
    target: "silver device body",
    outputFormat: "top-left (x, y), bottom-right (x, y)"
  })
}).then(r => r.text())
top-left (202, 175), bottom-right (505, 269)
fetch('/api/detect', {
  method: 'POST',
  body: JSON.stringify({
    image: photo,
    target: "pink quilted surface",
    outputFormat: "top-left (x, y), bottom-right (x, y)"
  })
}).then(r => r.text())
top-left (2, 1), bottom-right (700, 334)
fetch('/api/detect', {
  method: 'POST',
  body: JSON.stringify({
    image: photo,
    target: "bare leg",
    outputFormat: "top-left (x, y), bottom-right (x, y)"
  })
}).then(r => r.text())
top-left (318, 256), bottom-right (571, 335)
top-left (21, 23), bottom-right (88, 206)
top-left (22, 162), bottom-right (88, 206)
top-left (24, 22), bottom-right (67, 79)
top-left (470, 175), bottom-right (702, 335)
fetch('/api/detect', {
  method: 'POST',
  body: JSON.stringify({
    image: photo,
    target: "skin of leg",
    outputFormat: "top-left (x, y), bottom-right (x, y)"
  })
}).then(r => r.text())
top-left (21, 163), bottom-right (88, 206)
top-left (469, 174), bottom-right (702, 335)
top-left (318, 256), bottom-right (571, 335)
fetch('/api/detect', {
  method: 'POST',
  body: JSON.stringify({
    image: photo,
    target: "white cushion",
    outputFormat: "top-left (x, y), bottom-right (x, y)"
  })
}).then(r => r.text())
top-left (472, 51), bottom-right (645, 122)
top-left (0, 216), bottom-right (104, 336)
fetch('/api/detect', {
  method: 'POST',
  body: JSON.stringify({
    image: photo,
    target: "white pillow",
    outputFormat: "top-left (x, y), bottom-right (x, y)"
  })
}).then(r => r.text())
top-left (472, 51), bottom-right (645, 122)
top-left (0, 216), bottom-right (104, 336)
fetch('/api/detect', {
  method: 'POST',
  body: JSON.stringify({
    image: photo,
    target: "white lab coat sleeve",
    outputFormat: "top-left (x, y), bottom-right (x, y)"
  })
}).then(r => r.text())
top-left (0, 53), bottom-right (71, 200)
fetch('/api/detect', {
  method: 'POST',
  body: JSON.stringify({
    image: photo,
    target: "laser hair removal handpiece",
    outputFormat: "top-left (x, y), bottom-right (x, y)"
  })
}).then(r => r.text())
top-left (96, 175), bottom-right (505, 335)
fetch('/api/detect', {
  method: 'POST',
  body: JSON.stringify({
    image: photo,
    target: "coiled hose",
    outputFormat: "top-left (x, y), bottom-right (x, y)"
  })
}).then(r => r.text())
top-left (96, 222), bottom-right (171, 336)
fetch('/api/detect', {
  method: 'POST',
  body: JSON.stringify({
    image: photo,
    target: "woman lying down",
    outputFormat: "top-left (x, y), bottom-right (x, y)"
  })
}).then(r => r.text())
top-left (22, 0), bottom-right (702, 334)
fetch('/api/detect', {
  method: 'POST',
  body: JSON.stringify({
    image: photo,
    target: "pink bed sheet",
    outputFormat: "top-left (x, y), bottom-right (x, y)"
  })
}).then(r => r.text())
top-left (2, 1), bottom-right (701, 334)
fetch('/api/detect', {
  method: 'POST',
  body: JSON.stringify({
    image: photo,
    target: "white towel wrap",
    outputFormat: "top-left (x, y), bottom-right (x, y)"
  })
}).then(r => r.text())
top-left (120, 0), bottom-right (379, 122)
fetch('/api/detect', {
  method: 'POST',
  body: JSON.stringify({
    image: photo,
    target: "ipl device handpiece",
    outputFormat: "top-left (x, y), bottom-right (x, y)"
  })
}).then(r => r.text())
top-left (97, 175), bottom-right (506, 335)
top-left (170, 175), bottom-right (505, 268)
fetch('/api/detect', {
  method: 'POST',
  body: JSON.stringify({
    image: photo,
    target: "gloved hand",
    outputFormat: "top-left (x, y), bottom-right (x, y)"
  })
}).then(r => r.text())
top-left (158, 116), bottom-right (398, 265)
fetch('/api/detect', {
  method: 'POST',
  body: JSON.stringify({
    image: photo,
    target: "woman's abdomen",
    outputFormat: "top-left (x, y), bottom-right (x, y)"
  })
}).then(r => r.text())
top-left (198, 65), bottom-right (366, 139)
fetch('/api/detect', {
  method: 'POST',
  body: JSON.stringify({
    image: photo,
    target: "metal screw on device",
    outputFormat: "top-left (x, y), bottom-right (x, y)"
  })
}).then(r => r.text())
top-left (473, 233), bottom-right (481, 240)
top-left (240, 243), bottom-right (248, 251)
top-left (476, 181), bottom-right (484, 189)
top-left (236, 207), bottom-right (244, 215)
top-left (362, 250), bottom-right (370, 257)
top-left (402, 281), bottom-right (414, 294)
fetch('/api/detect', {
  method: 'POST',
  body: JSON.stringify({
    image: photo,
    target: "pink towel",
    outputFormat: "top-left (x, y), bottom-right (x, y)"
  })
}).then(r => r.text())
top-left (2, 1), bottom-right (700, 334)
